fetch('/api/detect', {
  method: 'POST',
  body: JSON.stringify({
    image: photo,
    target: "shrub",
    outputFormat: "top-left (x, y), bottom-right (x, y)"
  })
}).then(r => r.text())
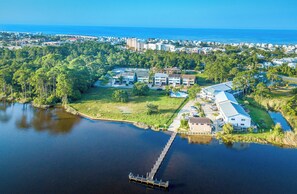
top-left (223, 123), bottom-right (234, 134)
top-left (146, 103), bottom-right (159, 115)
top-left (112, 90), bottom-right (129, 103)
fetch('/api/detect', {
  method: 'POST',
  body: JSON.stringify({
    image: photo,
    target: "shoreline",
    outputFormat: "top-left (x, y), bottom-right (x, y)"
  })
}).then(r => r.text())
top-left (2, 27), bottom-right (297, 45)
top-left (2, 99), bottom-right (297, 148)
top-left (64, 104), bottom-right (159, 131)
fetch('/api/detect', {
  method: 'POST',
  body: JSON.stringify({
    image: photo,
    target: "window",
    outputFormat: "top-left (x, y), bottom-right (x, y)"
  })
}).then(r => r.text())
top-left (241, 124), bottom-right (245, 126)
top-left (231, 118), bottom-right (235, 121)
top-left (241, 119), bottom-right (246, 121)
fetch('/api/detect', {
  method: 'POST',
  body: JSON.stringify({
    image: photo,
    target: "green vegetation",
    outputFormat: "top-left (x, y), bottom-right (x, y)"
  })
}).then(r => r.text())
top-left (187, 84), bottom-right (201, 99)
top-left (180, 119), bottom-right (189, 129)
top-left (222, 123), bottom-right (234, 134)
top-left (71, 87), bottom-right (185, 129)
top-left (146, 103), bottom-right (159, 115)
top-left (238, 97), bottom-right (274, 130)
top-left (112, 90), bottom-right (129, 103)
top-left (133, 82), bottom-right (150, 96)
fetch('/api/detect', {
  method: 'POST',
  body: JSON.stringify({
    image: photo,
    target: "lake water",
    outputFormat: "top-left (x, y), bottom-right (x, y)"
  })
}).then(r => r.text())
top-left (1, 24), bottom-right (297, 44)
top-left (1, 102), bottom-right (297, 194)
top-left (269, 111), bottom-right (292, 131)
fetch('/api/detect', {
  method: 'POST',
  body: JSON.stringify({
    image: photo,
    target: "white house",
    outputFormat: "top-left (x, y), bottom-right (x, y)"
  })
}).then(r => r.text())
top-left (218, 101), bottom-right (251, 129)
top-left (215, 91), bottom-right (238, 106)
top-left (120, 72), bottom-right (136, 84)
top-left (168, 74), bottom-right (181, 86)
top-left (154, 73), bottom-right (168, 86)
top-left (188, 117), bottom-right (212, 134)
top-left (136, 69), bottom-right (150, 83)
top-left (182, 75), bottom-right (196, 86)
top-left (215, 91), bottom-right (251, 129)
top-left (201, 81), bottom-right (233, 100)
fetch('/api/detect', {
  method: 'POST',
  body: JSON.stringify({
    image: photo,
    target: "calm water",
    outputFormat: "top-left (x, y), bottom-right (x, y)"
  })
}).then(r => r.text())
top-left (1, 24), bottom-right (297, 44)
top-left (269, 111), bottom-right (292, 131)
top-left (1, 102), bottom-right (297, 194)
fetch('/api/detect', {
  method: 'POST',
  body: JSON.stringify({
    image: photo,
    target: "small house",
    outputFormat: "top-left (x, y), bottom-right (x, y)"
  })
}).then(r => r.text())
top-left (182, 75), bottom-right (196, 86)
top-left (188, 117), bottom-right (212, 134)
top-left (168, 74), bottom-right (182, 86)
top-left (154, 73), bottom-right (168, 86)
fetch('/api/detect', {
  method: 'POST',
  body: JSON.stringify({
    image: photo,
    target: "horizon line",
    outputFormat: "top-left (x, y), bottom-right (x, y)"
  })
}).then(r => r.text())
top-left (1, 23), bottom-right (297, 31)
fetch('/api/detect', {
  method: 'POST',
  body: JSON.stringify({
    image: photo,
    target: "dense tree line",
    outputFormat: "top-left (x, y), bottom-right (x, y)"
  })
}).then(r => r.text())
top-left (0, 41), bottom-right (296, 105)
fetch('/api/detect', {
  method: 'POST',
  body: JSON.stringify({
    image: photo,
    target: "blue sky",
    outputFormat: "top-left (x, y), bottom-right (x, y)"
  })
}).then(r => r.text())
top-left (0, 0), bottom-right (296, 30)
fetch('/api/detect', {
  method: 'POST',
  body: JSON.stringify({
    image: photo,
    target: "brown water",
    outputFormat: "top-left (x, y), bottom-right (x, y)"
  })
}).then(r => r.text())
top-left (1, 102), bottom-right (297, 194)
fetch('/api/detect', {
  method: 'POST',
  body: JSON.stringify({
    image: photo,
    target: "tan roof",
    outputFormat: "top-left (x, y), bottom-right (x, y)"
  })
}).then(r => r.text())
top-left (169, 74), bottom-right (181, 78)
top-left (182, 74), bottom-right (196, 79)
top-left (189, 117), bottom-right (212, 125)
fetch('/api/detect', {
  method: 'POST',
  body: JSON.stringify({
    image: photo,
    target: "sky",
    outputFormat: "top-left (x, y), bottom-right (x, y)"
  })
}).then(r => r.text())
top-left (0, 0), bottom-right (296, 30)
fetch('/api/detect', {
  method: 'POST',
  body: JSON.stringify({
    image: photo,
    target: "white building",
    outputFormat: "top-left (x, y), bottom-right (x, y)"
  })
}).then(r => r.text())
top-left (168, 74), bottom-right (181, 86)
top-left (154, 73), bottom-right (168, 86)
top-left (215, 91), bottom-right (251, 129)
top-left (201, 81), bottom-right (233, 100)
top-left (136, 69), bottom-right (150, 83)
top-left (188, 117), bottom-right (212, 134)
top-left (215, 91), bottom-right (238, 106)
top-left (182, 75), bottom-right (196, 86)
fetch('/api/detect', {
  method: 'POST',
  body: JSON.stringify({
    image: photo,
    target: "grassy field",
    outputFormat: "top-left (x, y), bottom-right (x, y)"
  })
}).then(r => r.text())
top-left (71, 87), bottom-right (185, 128)
top-left (238, 97), bottom-right (274, 130)
top-left (257, 86), bottom-right (297, 131)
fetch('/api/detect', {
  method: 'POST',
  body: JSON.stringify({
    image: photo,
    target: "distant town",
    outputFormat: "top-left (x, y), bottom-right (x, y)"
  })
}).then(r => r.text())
top-left (1, 31), bottom-right (297, 69)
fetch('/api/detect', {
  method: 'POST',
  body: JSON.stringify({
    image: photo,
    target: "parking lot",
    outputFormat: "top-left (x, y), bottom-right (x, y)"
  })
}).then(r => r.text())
top-left (196, 97), bottom-right (223, 133)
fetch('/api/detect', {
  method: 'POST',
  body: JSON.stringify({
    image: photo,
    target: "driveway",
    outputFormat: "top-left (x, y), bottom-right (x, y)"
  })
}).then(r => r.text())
top-left (168, 100), bottom-right (195, 132)
top-left (196, 97), bottom-right (222, 133)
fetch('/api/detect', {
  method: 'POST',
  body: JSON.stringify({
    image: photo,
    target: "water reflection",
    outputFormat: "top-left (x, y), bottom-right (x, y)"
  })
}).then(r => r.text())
top-left (0, 101), bottom-right (12, 123)
top-left (182, 135), bottom-right (213, 144)
top-left (181, 134), bottom-right (250, 150)
top-left (30, 107), bottom-right (81, 135)
top-left (1, 102), bottom-right (81, 135)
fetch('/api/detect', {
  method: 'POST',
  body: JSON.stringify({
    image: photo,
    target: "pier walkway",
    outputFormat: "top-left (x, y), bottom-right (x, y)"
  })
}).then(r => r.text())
top-left (129, 131), bottom-right (177, 188)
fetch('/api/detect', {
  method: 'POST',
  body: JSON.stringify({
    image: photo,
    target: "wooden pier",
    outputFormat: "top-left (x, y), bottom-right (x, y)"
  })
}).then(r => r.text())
top-left (128, 131), bottom-right (177, 189)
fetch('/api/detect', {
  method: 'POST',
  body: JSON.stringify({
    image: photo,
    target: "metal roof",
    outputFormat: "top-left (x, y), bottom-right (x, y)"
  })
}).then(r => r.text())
top-left (215, 91), bottom-right (238, 104)
top-left (219, 101), bottom-right (250, 118)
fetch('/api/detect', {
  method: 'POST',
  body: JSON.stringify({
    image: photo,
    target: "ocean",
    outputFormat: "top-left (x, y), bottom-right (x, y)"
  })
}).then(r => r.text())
top-left (1, 24), bottom-right (297, 45)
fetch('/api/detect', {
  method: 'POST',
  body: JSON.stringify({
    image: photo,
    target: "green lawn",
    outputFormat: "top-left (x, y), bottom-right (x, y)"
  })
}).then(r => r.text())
top-left (238, 97), bottom-right (274, 130)
top-left (71, 87), bottom-right (185, 128)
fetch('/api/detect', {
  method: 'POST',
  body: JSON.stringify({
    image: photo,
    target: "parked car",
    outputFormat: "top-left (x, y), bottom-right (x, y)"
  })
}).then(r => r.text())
top-left (211, 106), bottom-right (218, 111)
top-left (190, 106), bottom-right (198, 111)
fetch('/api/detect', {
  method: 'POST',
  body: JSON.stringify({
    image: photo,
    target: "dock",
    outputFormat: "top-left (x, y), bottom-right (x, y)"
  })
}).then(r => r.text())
top-left (128, 131), bottom-right (177, 188)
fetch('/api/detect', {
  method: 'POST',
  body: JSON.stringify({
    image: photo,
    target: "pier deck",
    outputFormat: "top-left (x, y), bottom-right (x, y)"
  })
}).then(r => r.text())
top-left (128, 131), bottom-right (177, 188)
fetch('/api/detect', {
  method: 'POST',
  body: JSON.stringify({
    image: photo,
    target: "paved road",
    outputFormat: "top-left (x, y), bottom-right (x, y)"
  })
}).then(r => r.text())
top-left (168, 100), bottom-right (195, 132)
top-left (278, 75), bottom-right (297, 83)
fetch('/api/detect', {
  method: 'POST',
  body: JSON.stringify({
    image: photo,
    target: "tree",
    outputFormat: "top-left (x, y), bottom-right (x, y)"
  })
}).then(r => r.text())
top-left (223, 123), bottom-right (234, 134)
top-left (188, 84), bottom-right (201, 99)
top-left (146, 103), bottom-right (159, 115)
top-left (233, 71), bottom-right (255, 95)
top-left (255, 82), bottom-right (270, 100)
top-left (133, 82), bottom-right (149, 96)
top-left (273, 123), bottom-right (283, 136)
top-left (112, 90), bottom-right (129, 103)
top-left (180, 119), bottom-right (189, 129)
top-left (56, 73), bottom-right (73, 105)
top-left (292, 88), bottom-right (297, 95)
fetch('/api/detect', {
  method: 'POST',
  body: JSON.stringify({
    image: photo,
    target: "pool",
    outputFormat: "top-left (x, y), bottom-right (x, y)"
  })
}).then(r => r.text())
top-left (170, 91), bottom-right (188, 98)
